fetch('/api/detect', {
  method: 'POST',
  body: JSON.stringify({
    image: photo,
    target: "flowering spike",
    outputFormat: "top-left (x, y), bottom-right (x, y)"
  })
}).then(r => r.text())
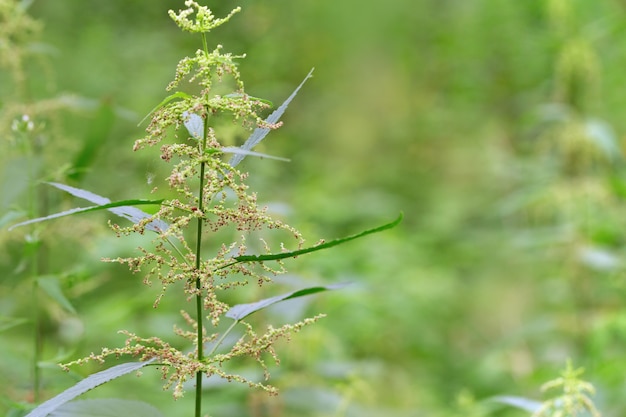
top-left (62, 2), bottom-right (318, 401)
top-left (168, 1), bottom-right (241, 33)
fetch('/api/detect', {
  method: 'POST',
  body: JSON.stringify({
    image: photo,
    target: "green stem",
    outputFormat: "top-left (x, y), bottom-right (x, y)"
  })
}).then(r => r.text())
top-left (30, 137), bottom-right (45, 404)
top-left (194, 32), bottom-right (211, 417)
top-left (201, 32), bottom-right (209, 57)
top-left (194, 138), bottom-right (207, 417)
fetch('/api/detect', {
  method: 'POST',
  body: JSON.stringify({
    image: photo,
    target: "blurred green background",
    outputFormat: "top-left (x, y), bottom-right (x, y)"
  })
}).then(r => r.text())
top-left (4, 0), bottom-right (626, 416)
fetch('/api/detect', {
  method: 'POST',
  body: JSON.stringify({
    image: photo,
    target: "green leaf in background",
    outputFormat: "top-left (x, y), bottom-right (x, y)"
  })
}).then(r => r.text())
top-left (7, 182), bottom-right (167, 232)
top-left (36, 275), bottom-right (76, 314)
top-left (231, 212), bottom-right (403, 264)
top-left (25, 360), bottom-right (155, 417)
top-left (67, 100), bottom-right (115, 182)
top-left (8, 198), bottom-right (165, 231)
top-left (226, 283), bottom-right (349, 320)
top-left (50, 399), bottom-right (164, 417)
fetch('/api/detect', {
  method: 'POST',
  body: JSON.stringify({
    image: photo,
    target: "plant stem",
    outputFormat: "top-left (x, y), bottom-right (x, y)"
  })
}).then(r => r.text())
top-left (29, 138), bottom-right (45, 404)
top-left (194, 32), bottom-right (211, 417)
top-left (194, 132), bottom-right (207, 417)
top-left (32, 278), bottom-right (41, 403)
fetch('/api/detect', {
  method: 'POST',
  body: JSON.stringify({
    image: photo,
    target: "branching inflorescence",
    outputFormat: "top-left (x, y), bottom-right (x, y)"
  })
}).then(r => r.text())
top-left (62, 0), bottom-right (321, 400)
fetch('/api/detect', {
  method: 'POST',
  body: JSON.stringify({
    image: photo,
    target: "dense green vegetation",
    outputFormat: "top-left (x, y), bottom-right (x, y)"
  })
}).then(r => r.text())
top-left (3, 0), bottom-right (626, 416)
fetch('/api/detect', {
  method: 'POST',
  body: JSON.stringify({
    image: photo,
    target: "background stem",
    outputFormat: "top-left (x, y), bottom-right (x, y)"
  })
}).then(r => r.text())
top-left (30, 135), bottom-right (47, 404)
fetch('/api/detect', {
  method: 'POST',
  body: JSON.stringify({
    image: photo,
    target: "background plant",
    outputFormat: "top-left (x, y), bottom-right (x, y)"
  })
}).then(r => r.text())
top-left (0, 0), bottom-right (117, 413)
top-left (496, 361), bottom-right (602, 417)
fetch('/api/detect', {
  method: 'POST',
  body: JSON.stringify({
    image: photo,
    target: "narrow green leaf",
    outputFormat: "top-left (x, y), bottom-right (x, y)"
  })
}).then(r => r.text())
top-left (44, 182), bottom-right (168, 232)
top-left (220, 146), bottom-right (290, 162)
top-left (138, 91), bottom-right (191, 126)
top-left (25, 360), bottom-right (156, 417)
top-left (231, 213), bottom-right (403, 264)
top-left (226, 283), bottom-right (348, 320)
top-left (37, 276), bottom-right (76, 314)
top-left (229, 68), bottom-right (314, 168)
top-left (76, 199), bottom-right (165, 212)
top-left (68, 101), bottom-right (115, 182)
top-left (8, 198), bottom-right (164, 231)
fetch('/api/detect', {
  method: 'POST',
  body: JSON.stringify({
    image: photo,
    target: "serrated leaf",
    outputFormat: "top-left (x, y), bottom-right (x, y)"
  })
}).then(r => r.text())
top-left (226, 283), bottom-right (349, 320)
top-left (50, 399), bottom-right (164, 417)
top-left (229, 68), bottom-right (314, 168)
top-left (490, 395), bottom-right (542, 412)
top-left (37, 276), bottom-right (76, 314)
top-left (25, 360), bottom-right (155, 417)
top-left (138, 91), bottom-right (191, 126)
top-left (229, 213), bottom-right (402, 265)
top-left (8, 183), bottom-right (167, 233)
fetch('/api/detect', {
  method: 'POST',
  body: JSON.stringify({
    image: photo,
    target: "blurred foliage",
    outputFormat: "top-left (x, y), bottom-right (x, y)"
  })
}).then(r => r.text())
top-left (4, 0), bottom-right (626, 416)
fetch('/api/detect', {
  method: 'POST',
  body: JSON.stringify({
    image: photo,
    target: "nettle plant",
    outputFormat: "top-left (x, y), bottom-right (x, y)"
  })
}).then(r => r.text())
top-left (15, 2), bottom-right (401, 417)
top-left (494, 361), bottom-right (602, 417)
